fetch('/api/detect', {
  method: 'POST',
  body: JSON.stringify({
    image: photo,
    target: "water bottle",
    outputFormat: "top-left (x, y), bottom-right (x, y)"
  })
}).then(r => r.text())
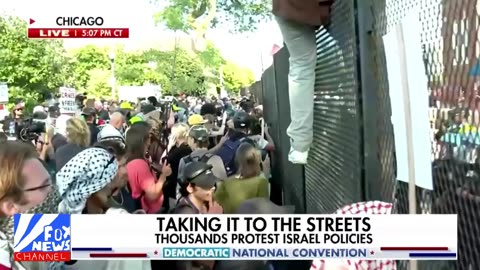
top-left (8, 121), bottom-right (17, 140)
top-left (8, 121), bottom-right (15, 137)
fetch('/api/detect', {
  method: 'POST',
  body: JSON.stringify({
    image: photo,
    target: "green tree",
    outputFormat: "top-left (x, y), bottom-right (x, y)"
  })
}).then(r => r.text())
top-left (0, 16), bottom-right (72, 108)
top-left (69, 45), bottom-right (110, 91)
top-left (198, 41), bottom-right (226, 69)
top-left (85, 68), bottom-right (112, 99)
top-left (115, 51), bottom-right (148, 86)
top-left (154, 0), bottom-right (270, 50)
top-left (222, 61), bottom-right (255, 94)
top-left (142, 48), bottom-right (207, 96)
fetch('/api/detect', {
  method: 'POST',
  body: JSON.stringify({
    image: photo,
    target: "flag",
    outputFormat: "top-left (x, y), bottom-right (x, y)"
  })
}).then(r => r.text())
top-left (270, 43), bottom-right (282, 56)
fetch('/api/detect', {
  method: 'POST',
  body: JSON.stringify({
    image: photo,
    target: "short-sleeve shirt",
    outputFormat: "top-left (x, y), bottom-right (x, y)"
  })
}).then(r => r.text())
top-left (126, 159), bottom-right (163, 213)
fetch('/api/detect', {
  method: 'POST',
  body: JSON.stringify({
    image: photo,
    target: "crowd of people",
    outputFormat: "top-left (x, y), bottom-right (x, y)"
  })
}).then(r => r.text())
top-left (0, 93), bottom-right (292, 270)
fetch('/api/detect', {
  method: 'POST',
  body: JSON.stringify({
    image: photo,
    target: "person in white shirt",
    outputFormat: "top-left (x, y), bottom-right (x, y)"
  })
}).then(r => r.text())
top-left (97, 112), bottom-right (125, 142)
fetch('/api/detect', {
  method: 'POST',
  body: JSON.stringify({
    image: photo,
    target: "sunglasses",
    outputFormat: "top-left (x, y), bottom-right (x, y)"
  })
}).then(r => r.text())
top-left (0, 177), bottom-right (52, 202)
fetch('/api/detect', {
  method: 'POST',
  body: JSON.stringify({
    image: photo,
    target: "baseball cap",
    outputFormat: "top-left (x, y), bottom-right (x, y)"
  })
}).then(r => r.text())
top-left (120, 102), bottom-right (133, 110)
top-left (189, 125), bottom-right (209, 142)
top-left (233, 111), bottom-right (251, 128)
top-left (236, 198), bottom-right (295, 214)
top-left (141, 104), bottom-right (156, 114)
top-left (81, 107), bottom-right (96, 116)
top-left (183, 161), bottom-right (218, 189)
top-left (33, 105), bottom-right (45, 113)
top-left (188, 114), bottom-right (207, 126)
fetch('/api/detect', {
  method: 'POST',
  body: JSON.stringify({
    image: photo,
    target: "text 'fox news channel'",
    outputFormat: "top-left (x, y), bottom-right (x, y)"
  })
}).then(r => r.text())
top-left (13, 214), bottom-right (457, 262)
top-left (27, 17), bottom-right (129, 39)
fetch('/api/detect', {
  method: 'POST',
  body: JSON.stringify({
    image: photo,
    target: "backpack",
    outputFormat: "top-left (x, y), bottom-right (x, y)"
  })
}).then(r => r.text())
top-left (217, 136), bottom-right (255, 177)
top-left (183, 153), bottom-right (213, 168)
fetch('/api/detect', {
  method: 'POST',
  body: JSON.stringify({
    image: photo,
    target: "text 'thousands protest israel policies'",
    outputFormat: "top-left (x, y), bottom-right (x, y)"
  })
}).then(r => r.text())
top-left (13, 214), bottom-right (457, 262)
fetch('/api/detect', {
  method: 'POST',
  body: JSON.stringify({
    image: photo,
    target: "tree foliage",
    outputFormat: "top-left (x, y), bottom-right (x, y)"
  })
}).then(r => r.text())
top-left (85, 68), bottom-right (111, 99)
top-left (222, 61), bottom-right (255, 94)
top-left (1, 16), bottom-right (256, 106)
top-left (70, 45), bottom-right (110, 90)
top-left (154, 0), bottom-right (270, 43)
top-left (0, 16), bottom-right (71, 108)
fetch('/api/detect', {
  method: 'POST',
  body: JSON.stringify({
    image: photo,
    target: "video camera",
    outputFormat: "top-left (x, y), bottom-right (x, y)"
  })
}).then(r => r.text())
top-left (19, 111), bottom-right (48, 142)
top-left (75, 93), bottom-right (88, 109)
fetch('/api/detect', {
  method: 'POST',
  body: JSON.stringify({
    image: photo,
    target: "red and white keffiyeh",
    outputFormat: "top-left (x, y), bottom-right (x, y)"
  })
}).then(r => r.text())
top-left (310, 201), bottom-right (396, 270)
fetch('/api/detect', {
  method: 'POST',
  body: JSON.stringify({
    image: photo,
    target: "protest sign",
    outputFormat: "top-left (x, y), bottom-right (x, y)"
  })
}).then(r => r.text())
top-left (59, 87), bottom-right (77, 114)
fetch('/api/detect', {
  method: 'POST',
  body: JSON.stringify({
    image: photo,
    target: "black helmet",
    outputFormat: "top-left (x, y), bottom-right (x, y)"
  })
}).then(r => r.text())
top-left (183, 161), bottom-right (218, 189)
top-left (233, 111), bottom-right (251, 129)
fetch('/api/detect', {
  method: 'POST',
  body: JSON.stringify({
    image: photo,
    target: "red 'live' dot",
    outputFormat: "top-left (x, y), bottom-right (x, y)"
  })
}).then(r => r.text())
top-left (27, 28), bottom-right (129, 39)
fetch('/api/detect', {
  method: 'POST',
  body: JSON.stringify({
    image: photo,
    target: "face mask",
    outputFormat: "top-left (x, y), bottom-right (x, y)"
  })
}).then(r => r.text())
top-left (0, 188), bottom-right (60, 241)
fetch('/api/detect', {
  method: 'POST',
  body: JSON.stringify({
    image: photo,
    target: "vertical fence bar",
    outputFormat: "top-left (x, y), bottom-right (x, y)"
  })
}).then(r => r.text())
top-left (356, 0), bottom-right (382, 201)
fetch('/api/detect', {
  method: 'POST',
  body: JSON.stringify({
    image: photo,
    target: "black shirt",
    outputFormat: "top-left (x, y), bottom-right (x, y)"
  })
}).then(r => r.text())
top-left (98, 109), bottom-right (110, 121)
top-left (88, 123), bottom-right (100, 145)
top-left (164, 144), bottom-right (192, 199)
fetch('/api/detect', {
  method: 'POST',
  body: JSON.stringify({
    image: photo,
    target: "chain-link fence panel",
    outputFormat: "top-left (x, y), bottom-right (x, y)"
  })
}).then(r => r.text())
top-left (305, 0), bottom-right (363, 214)
top-left (369, 0), bottom-right (480, 269)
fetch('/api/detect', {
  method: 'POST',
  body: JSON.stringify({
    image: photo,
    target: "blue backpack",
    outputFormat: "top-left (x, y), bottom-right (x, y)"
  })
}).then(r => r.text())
top-left (217, 136), bottom-right (255, 176)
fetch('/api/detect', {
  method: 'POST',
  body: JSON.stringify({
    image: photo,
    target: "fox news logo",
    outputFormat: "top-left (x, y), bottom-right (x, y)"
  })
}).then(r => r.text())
top-left (13, 214), bottom-right (71, 262)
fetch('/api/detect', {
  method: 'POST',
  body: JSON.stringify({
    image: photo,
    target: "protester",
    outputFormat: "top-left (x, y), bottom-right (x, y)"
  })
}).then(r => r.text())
top-left (1, 100), bottom-right (25, 138)
top-left (97, 112), bottom-right (125, 142)
top-left (95, 100), bottom-right (110, 122)
top-left (163, 123), bottom-right (192, 209)
top-left (178, 125), bottom-right (227, 195)
top-left (175, 161), bottom-right (220, 270)
top-left (273, 0), bottom-right (332, 164)
top-left (55, 117), bottom-right (91, 171)
top-left (215, 143), bottom-right (269, 213)
top-left (145, 110), bottom-right (165, 164)
top-left (125, 122), bottom-right (171, 213)
top-left (81, 107), bottom-right (100, 145)
top-left (54, 147), bottom-right (151, 270)
top-left (0, 141), bottom-right (59, 270)
top-left (212, 111), bottom-right (254, 176)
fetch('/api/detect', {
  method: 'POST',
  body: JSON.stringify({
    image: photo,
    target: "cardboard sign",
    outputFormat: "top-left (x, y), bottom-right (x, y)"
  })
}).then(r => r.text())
top-left (59, 87), bottom-right (77, 114)
top-left (0, 83), bottom-right (8, 103)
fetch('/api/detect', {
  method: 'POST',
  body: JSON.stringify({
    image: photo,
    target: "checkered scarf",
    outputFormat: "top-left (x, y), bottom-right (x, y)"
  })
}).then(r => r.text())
top-left (0, 189), bottom-right (61, 270)
top-left (56, 147), bottom-right (118, 214)
top-left (310, 201), bottom-right (396, 270)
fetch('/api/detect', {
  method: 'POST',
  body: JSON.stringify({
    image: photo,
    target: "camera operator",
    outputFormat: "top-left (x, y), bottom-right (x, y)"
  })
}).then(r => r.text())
top-left (2, 100), bottom-right (25, 140)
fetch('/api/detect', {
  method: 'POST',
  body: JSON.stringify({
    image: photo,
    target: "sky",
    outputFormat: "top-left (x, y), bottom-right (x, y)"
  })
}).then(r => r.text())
top-left (0, 0), bottom-right (284, 80)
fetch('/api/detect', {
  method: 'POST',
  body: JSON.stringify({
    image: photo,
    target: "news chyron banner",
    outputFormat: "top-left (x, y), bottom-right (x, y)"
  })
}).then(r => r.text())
top-left (13, 214), bottom-right (457, 262)
top-left (26, 1), bottom-right (130, 39)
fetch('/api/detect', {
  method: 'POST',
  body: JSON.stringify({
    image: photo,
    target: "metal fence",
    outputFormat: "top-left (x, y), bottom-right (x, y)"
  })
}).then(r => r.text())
top-left (305, 0), bottom-right (364, 214)
top-left (260, 0), bottom-right (480, 269)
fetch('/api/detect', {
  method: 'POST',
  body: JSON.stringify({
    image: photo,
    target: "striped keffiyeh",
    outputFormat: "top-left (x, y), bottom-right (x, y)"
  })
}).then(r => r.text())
top-left (310, 201), bottom-right (396, 270)
top-left (56, 147), bottom-right (118, 214)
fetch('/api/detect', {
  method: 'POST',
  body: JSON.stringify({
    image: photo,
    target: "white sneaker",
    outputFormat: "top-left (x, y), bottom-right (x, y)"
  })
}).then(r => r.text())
top-left (288, 148), bottom-right (309, 164)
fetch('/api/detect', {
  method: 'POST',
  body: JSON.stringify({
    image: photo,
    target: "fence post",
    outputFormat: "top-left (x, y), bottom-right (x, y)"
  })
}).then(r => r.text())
top-left (355, 0), bottom-right (382, 201)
